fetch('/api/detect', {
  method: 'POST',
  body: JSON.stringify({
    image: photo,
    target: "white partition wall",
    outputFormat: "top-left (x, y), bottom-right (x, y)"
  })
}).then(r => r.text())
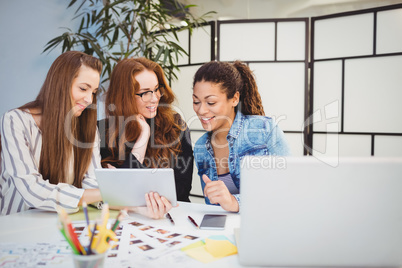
top-left (250, 62), bottom-right (306, 132)
top-left (218, 19), bottom-right (309, 156)
top-left (344, 56), bottom-right (402, 133)
top-left (219, 22), bottom-right (276, 61)
top-left (310, 4), bottom-right (402, 157)
top-left (190, 26), bottom-right (214, 64)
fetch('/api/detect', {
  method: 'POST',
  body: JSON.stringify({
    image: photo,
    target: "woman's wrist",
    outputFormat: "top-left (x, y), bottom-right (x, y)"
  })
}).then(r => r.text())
top-left (230, 195), bottom-right (240, 212)
top-left (79, 189), bottom-right (102, 206)
top-left (131, 133), bottom-right (149, 164)
top-left (132, 132), bottom-right (149, 150)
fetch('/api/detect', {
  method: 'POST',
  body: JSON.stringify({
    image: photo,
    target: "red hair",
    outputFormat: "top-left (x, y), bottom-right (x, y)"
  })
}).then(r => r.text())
top-left (104, 57), bottom-right (183, 167)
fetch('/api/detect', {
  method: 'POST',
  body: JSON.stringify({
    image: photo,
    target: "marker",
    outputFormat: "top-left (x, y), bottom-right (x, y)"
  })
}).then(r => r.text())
top-left (188, 216), bottom-right (199, 229)
top-left (166, 213), bottom-right (175, 225)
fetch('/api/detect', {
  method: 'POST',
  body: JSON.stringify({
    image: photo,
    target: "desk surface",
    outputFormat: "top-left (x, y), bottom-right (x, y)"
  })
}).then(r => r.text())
top-left (0, 202), bottom-right (244, 267)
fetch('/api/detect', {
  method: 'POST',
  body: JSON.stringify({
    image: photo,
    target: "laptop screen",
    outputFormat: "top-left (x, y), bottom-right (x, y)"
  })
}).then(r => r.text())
top-left (238, 156), bottom-right (402, 267)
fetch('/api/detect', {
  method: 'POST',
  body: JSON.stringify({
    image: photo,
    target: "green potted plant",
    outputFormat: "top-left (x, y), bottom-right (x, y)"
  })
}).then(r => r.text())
top-left (44, 0), bottom-right (214, 88)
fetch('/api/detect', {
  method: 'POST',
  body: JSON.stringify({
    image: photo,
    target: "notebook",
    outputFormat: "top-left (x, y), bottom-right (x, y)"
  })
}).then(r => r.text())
top-left (238, 156), bottom-right (402, 267)
top-left (95, 168), bottom-right (177, 207)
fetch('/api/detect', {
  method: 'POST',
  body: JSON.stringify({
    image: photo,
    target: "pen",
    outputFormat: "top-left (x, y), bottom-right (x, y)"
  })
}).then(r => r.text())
top-left (82, 201), bottom-right (89, 228)
top-left (87, 222), bottom-right (97, 255)
top-left (188, 216), bottom-right (199, 229)
top-left (166, 213), bottom-right (175, 225)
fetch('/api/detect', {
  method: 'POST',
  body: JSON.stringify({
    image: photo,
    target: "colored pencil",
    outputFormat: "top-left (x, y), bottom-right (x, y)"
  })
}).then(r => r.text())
top-left (57, 222), bottom-right (79, 254)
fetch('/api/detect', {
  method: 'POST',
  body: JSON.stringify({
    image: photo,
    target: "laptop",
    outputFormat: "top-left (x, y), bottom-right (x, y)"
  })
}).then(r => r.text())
top-left (95, 168), bottom-right (177, 207)
top-left (238, 156), bottom-right (402, 267)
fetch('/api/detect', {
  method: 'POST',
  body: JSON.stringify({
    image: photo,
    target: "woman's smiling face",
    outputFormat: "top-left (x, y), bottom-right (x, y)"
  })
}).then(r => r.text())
top-left (192, 80), bottom-right (239, 132)
top-left (70, 65), bottom-right (100, 117)
top-left (134, 69), bottom-right (161, 119)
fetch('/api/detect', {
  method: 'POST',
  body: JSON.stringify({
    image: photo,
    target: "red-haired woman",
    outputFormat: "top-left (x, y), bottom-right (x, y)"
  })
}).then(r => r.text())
top-left (98, 57), bottom-right (193, 219)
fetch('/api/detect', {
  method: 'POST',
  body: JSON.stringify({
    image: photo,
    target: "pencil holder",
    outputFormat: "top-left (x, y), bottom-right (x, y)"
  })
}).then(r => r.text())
top-left (71, 252), bottom-right (107, 268)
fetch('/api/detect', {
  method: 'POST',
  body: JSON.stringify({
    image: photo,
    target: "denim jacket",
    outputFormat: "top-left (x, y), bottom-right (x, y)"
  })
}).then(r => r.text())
top-left (194, 111), bottom-right (291, 206)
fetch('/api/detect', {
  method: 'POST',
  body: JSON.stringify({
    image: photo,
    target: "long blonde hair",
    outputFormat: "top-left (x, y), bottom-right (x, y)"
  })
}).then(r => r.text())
top-left (19, 51), bottom-right (102, 187)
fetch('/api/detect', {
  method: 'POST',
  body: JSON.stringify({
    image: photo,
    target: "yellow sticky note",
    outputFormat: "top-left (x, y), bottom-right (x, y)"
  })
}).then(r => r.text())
top-left (184, 246), bottom-right (221, 263)
top-left (181, 240), bottom-right (205, 251)
top-left (205, 238), bottom-right (238, 258)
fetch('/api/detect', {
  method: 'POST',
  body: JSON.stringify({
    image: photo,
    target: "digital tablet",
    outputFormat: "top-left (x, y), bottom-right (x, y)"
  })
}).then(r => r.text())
top-left (95, 168), bottom-right (177, 207)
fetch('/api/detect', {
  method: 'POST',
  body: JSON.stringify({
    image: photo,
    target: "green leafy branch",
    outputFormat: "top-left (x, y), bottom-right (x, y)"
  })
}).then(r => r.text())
top-left (44, 0), bottom-right (215, 90)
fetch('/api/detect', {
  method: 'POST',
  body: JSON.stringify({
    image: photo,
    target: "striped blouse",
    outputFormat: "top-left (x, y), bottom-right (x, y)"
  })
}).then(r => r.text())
top-left (0, 109), bottom-right (101, 215)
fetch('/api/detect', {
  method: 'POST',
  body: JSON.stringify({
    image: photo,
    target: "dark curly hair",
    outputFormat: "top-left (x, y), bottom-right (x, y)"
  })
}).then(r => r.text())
top-left (193, 60), bottom-right (265, 116)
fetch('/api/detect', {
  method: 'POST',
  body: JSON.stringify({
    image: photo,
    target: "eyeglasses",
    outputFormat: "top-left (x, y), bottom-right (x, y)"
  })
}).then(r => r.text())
top-left (135, 85), bottom-right (165, 102)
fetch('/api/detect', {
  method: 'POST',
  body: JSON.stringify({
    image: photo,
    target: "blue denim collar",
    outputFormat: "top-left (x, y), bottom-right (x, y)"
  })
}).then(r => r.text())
top-left (227, 110), bottom-right (244, 140)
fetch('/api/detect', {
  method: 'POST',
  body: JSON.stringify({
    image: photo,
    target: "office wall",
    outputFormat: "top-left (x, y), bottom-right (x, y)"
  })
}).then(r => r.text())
top-left (0, 0), bottom-right (80, 117)
top-left (310, 5), bottom-right (402, 158)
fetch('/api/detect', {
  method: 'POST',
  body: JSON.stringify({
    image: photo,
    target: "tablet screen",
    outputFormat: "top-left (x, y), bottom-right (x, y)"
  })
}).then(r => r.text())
top-left (95, 168), bottom-right (177, 207)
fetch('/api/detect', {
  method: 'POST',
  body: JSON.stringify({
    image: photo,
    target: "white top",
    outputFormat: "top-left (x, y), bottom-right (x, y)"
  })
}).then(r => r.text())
top-left (0, 109), bottom-right (101, 215)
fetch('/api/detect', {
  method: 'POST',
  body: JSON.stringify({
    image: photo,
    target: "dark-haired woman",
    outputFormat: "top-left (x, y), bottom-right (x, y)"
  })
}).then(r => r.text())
top-left (98, 57), bottom-right (193, 219)
top-left (0, 51), bottom-right (103, 215)
top-left (192, 60), bottom-right (290, 212)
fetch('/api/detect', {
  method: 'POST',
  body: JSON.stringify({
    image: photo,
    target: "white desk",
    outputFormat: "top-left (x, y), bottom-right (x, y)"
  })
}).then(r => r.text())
top-left (0, 202), bottom-right (245, 268)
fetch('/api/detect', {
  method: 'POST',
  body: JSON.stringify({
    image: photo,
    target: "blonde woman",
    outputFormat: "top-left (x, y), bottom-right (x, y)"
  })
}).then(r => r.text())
top-left (0, 51), bottom-right (103, 215)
